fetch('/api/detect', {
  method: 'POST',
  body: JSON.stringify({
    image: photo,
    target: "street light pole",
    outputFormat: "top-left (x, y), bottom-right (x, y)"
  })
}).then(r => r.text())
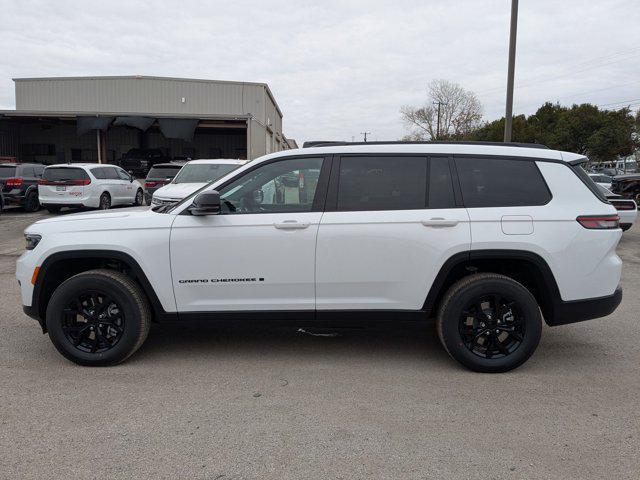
top-left (433, 101), bottom-right (443, 140)
top-left (504, 0), bottom-right (519, 142)
top-left (361, 132), bottom-right (371, 142)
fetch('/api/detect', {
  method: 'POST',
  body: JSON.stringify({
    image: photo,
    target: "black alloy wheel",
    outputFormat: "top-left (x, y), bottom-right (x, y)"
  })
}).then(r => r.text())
top-left (134, 189), bottom-right (144, 206)
top-left (61, 292), bottom-right (125, 354)
top-left (458, 294), bottom-right (524, 359)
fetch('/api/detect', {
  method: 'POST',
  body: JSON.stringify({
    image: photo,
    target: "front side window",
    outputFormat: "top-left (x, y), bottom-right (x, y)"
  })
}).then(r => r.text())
top-left (173, 163), bottom-right (241, 184)
top-left (336, 156), bottom-right (427, 211)
top-left (218, 157), bottom-right (324, 214)
top-left (456, 157), bottom-right (551, 208)
top-left (103, 167), bottom-right (120, 180)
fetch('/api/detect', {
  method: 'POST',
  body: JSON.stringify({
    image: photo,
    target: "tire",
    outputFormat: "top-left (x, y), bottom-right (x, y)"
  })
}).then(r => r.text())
top-left (45, 269), bottom-right (151, 366)
top-left (99, 192), bottom-right (111, 210)
top-left (436, 273), bottom-right (542, 373)
top-left (46, 206), bottom-right (61, 214)
top-left (24, 190), bottom-right (40, 212)
top-left (134, 188), bottom-right (144, 206)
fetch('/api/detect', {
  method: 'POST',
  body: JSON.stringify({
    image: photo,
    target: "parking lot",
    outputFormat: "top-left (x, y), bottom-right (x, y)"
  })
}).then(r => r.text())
top-left (1, 207), bottom-right (639, 479)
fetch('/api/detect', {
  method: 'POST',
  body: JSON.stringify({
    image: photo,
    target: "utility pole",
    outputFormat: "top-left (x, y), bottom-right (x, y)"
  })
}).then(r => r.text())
top-left (504, 0), bottom-right (519, 142)
top-left (361, 132), bottom-right (371, 142)
top-left (433, 101), bottom-right (446, 140)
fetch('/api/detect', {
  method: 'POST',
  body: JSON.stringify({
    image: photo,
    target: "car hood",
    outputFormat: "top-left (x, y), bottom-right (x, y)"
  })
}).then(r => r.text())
top-left (25, 207), bottom-right (174, 235)
top-left (153, 183), bottom-right (206, 200)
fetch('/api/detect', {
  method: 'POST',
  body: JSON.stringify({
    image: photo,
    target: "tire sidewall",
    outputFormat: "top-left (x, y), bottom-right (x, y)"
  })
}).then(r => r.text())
top-left (135, 189), bottom-right (143, 206)
top-left (25, 190), bottom-right (40, 212)
top-left (99, 192), bottom-right (111, 210)
top-left (46, 274), bottom-right (143, 366)
top-left (440, 278), bottom-right (542, 373)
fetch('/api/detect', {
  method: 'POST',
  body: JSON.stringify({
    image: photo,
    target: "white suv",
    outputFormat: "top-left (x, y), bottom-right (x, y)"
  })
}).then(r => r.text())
top-left (151, 159), bottom-right (246, 207)
top-left (17, 142), bottom-right (623, 372)
top-left (38, 164), bottom-right (144, 212)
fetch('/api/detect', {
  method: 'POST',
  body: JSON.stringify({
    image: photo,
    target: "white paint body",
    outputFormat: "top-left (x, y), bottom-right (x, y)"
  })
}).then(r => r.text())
top-left (38, 163), bottom-right (143, 209)
top-left (18, 144), bottom-right (622, 315)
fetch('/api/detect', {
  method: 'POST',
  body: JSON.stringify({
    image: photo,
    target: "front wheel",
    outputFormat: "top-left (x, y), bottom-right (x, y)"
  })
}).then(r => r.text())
top-left (436, 273), bottom-right (542, 373)
top-left (45, 269), bottom-right (151, 366)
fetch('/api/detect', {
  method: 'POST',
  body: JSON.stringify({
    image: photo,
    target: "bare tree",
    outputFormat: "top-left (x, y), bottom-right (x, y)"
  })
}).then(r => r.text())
top-left (401, 80), bottom-right (483, 140)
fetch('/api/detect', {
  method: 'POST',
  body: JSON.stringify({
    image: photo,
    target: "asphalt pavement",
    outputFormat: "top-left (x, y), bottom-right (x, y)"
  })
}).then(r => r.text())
top-left (1, 206), bottom-right (639, 479)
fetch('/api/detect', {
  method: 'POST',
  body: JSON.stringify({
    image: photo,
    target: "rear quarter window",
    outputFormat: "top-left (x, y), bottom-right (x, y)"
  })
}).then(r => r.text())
top-left (455, 157), bottom-right (551, 208)
top-left (572, 164), bottom-right (609, 204)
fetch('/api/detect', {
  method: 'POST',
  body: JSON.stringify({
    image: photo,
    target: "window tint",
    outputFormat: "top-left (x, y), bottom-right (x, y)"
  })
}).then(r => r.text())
top-left (91, 167), bottom-right (106, 179)
top-left (34, 165), bottom-right (44, 177)
top-left (20, 166), bottom-right (35, 177)
top-left (147, 166), bottom-right (181, 179)
top-left (219, 157), bottom-right (323, 214)
top-left (572, 164), bottom-right (608, 204)
top-left (337, 156), bottom-right (427, 211)
top-left (0, 166), bottom-right (16, 178)
top-left (428, 157), bottom-right (456, 209)
top-left (43, 167), bottom-right (89, 181)
top-left (103, 167), bottom-right (120, 180)
top-left (456, 157), bottom-right (551, 207)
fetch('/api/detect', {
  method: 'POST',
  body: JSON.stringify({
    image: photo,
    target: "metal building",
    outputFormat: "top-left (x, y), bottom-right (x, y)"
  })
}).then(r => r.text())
top-left (0, 76), bottom-right (294, 165)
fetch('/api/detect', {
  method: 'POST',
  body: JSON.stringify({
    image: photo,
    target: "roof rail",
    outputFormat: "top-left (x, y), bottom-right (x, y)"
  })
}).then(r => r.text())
top-left (302, 140), bottom-right (549, 149)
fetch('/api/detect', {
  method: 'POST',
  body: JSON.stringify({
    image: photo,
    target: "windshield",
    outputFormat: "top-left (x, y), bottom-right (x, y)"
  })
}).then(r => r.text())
top-left (0, 166), bottom-right (17, 178)
top-left (172, 163), bottom-right (240, 184)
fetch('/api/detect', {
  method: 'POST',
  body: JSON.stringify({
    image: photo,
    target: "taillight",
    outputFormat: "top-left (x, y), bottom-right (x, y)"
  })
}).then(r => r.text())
top-left (576, 215), bottom-right (620, 230)
top-left (145, 181), bottom-right (158, 188)
top-left (38, 179), bottom-right (49, 185)
top-left (5, 177), bottom-right (23, 187)
top-left (71, 179), bottom-right (91, 185)
top-left (611, 202), bottom-right (636, 211)
top-left (38, 178), bottom-right (90, 186)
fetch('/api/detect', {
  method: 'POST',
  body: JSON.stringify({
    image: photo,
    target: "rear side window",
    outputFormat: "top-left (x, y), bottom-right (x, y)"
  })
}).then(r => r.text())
top-left (43, 167), bottom-right (89, 181)
top-left (337, 156), bottom-right (427, 211)
top-left (103, 167), bottom-right (120, 180)
top-left (572, 164), bottom-right (609, 203)
top-left (91, 167), bottom-right (106, 179)
top-left (456, 157), bottom-right (551, 207)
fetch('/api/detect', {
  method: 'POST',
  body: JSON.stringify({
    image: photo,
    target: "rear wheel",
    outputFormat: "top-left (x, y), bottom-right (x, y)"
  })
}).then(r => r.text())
top-left (436, 273), bottom-right (542, 373)
top-left (24, 190), bottom-right (40, 212)
top-left (99, 192), bottom-right (111, 210)
top-left (45, 269), bottom-right (151, 366)
top-left (134, 188), bottom-right (144, 206)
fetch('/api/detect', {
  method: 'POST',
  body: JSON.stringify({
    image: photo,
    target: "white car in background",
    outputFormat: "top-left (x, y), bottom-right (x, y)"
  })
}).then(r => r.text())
top-left (151, 159), bottom-right (246, 207)
top-left (38, 164), bottom-right (144, 213)
top-left (589, 173), bottom-right (613, 189)
top-left (598, 184), bottom-right (637, 232)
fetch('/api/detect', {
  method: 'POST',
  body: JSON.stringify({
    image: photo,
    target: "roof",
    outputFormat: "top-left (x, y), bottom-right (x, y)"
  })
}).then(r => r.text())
top-left (12, 75), bottom-right (283, 118)
top-left (253, 142), bottom-right (586, 164)
top-left (44, 163), bottom-right (106, 168)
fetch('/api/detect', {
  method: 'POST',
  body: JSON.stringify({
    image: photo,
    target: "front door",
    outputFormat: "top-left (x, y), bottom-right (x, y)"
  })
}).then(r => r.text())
top-left (170, 156), bottom-right (329, 312)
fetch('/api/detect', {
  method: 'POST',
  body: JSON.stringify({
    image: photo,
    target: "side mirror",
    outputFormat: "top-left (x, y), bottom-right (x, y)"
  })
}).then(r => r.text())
top-left (188, 190), bottom-right (221, 216)
top-left (129, 175), bottom-right (134, 183)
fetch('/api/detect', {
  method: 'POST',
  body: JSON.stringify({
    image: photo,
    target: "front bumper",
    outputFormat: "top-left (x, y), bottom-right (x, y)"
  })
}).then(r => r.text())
top-left (547, 287), bottom-right (623, 326)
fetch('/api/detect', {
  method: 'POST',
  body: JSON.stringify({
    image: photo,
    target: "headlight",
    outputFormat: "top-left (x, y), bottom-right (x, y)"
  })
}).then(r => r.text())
top-left (25, 234), bottom-right (42, 250)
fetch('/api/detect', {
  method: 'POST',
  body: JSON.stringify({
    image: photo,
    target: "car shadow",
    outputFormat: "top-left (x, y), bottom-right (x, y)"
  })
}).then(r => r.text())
top-left (133, 319), bottom-right (455, 368)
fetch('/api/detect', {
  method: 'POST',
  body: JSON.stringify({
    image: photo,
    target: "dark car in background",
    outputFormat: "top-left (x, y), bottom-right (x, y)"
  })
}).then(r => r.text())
top-left (0, 163), bottom-right (44, 212)
top-left (143, 162), bottom-right (185, 204)
top-left (119, 148), bottom-right (168, 176)
top-left (612, 174), bottom-right (640, 202)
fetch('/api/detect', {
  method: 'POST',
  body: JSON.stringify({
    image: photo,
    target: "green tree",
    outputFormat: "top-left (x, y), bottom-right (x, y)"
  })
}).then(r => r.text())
top-left (466, 102), bottom-right (638, 162)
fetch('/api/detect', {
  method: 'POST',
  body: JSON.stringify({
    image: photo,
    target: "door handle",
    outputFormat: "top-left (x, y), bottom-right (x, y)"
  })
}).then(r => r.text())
top-left (421, 218), bottom-right (459, 227)
top-left (274, 220), bottom-right (310, 230)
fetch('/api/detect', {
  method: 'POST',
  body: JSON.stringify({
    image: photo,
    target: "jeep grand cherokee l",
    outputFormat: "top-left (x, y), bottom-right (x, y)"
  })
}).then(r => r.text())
top-left (17, 142), bottom-right (623, 372)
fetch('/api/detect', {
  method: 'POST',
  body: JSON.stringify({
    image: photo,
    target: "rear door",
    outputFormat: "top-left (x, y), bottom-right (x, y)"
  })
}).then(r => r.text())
top-left (315, 154), bottom-right (471, 311)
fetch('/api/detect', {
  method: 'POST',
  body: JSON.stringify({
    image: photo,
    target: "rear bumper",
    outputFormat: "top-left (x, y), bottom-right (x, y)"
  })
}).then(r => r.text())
top-left (547, 287), bottom-right (623, 326)
top-left (3, 192), bottom-right (26, 204)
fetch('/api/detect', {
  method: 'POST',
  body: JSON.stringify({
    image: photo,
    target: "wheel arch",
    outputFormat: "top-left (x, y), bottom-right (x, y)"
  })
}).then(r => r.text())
top-left (32, 250), bottom-right (173, 328)
top-left (423, 249), bottom-right (562, 325)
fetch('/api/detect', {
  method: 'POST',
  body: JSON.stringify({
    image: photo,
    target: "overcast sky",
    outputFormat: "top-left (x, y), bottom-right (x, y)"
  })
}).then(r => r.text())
top-left (1, 0), bottom-right (639, 143)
